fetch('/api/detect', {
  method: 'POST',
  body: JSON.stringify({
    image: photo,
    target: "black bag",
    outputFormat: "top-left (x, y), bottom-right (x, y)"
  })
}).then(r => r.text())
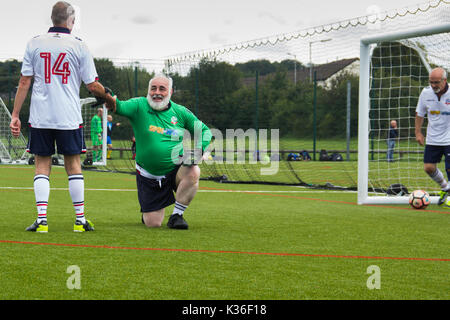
top-left (319, 149), bottom-right (330, 161)
top-left (300, 150), bottom-right (311, 161)
top-left (330, 153), bottom-right (343, 161)
top-left (386, 183), bottom-right (408, 196)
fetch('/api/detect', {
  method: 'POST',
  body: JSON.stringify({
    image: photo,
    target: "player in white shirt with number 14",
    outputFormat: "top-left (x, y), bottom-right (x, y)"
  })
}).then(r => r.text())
top-left (9, 1), bottom-right (115, 232)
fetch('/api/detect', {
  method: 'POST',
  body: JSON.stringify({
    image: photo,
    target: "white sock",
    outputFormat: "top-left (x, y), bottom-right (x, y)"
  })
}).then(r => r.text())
top-left (172, 201), bottom-right (187, 216)
top-left (34, 175), bottom-right (49, 223)
top-left (429, 169), bottom-right (449, 190)
top-left (69, 174), bottom-right (86, 223)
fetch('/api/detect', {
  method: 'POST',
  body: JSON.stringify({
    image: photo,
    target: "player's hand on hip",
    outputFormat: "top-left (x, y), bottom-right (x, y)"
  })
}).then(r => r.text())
top-left (9, 117), bottom-right (21, 138)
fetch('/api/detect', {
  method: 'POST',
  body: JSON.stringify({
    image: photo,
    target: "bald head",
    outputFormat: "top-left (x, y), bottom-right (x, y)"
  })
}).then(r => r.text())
top-left (390, 120), bottom-right (397, 128)
top-left (430, 67), bottom-right (447, 80)
top-left (51, 1), bottom-right (75, 29)
top-left (429, 67), bottom-right (448, 94)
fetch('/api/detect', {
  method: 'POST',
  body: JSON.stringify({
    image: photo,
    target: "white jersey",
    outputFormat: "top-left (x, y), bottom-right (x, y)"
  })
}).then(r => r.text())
top-left (416, 85), bottom-right (450, 146)
top-left (21, 27), bottom-right (98, 130)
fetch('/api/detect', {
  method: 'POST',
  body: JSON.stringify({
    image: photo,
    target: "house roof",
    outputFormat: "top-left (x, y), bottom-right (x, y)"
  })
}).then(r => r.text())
top-left (242, 57), bottom-right (359, 86)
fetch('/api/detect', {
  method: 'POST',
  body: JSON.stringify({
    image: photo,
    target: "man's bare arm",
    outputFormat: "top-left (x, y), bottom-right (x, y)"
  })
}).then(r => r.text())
top-left (415, 113), bottom-right (425, 146)
top-left (9, 75), bottom-right (32, 137)
top-left (86, 81), bottom-right (116, 112)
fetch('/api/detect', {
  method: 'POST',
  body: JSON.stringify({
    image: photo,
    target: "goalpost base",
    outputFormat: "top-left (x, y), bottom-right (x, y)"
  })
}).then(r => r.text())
top-left (358, 196), bottom-right (439, 205)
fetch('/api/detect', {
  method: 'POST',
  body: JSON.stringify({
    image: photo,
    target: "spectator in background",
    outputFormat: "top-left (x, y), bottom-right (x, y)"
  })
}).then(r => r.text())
top-left (91, 107), bottom-right (103, 162)
top-left (387, 120), bottom-right (398, 162)
top-left (106, 114), bottom-right (120, 159)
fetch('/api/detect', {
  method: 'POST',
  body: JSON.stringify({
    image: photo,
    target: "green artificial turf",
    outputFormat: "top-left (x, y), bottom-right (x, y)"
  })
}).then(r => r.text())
top-left (0, 165), bottom-right (448, 300)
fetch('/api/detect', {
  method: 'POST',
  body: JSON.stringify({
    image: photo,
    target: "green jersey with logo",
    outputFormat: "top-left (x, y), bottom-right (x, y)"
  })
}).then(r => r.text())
top-left (115, 97), bottom-right (212, 176)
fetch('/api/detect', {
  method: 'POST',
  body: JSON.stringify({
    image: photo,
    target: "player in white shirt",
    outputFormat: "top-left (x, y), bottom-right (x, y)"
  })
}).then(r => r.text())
top-left (9, 1), bottom-right (115, 232)
top-left (415, 67), bottom-right (450, 208)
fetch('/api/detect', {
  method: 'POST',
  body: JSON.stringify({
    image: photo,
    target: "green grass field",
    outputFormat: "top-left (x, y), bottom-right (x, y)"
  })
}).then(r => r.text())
top-left (0, 164), bottom-right (448, 300)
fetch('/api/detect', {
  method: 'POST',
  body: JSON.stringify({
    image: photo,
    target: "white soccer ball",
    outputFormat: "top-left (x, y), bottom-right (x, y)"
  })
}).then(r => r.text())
top-left (408, 190), bottom-right (431, 209)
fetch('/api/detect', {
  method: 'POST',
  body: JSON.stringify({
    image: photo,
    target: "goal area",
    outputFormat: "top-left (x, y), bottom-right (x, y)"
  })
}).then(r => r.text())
top-left (159, 1), bottom-right (450, 191)
top-left (0, 97), bottom-right (107, 166)
top-left (0, 97), bottom-right (28, 164)
top-left (358, 23), bottom-right (450, 204)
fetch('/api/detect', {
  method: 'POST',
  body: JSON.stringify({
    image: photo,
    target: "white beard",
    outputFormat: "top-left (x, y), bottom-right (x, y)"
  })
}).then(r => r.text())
top-left (433, 87), bottom-right (441, 94)
top-left (147, 94), bottom-right (171, 111)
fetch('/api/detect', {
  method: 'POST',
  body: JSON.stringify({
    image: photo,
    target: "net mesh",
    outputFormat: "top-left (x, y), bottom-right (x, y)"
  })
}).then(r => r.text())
top-left (0, 97), bottom-right (28, 163)
top-left (159, 0), bottom-right (450, 189)
top-left (367, 34), bottom-right (450, 196)
top-left (0, 97), bottom-right (107, 166)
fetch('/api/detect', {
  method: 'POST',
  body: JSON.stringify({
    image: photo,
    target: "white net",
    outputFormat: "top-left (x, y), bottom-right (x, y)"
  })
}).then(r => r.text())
top-left (0, 97), bottom-right (28, 164)
top-left (0, 97), bottom-right (107, 166)
top-left (365, 31), bottom-right (450, 199)
top-left (160, 0), bottom-right (450, 190)
top-left (80, 98), bottom-right (107, 167)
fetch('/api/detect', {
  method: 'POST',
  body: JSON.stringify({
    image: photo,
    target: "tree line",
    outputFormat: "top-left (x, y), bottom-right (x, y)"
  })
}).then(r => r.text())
top-left (170, 58), bottom-right (359, 139)
top-left (0, 57), bottom-right (359, 140)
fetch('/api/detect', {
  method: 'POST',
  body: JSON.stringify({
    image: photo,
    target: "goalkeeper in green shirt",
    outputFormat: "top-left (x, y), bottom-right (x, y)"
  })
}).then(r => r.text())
top-left (90, 108), bottom-right (103, 162)
top-left (109, 74), bottom-right (212, 229)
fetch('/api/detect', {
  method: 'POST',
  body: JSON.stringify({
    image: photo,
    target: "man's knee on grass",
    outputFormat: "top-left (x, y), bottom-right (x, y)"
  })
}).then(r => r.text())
top-left (142, 210), bottom-right (164, 228)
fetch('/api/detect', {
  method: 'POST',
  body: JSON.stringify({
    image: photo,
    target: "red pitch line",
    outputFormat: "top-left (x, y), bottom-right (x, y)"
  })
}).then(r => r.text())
top-left (200, 187), bottom-right (450, 215)
top-left (0, 240), bottom-right (448, 262)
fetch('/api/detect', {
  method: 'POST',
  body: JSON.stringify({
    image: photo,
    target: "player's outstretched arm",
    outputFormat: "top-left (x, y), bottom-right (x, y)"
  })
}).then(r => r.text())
top-left (9, 75), bottom-right (32, 138)
top-left (86, 81), bottom-right (116, 112)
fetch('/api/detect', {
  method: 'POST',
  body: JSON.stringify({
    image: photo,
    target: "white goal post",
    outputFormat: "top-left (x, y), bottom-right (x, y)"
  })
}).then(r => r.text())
top-left (0, 97), bottom-right (29, 164)
top-left (358, 23), bottom-right (450, 205)
top-left (80, 97), bottom-right (108, 166)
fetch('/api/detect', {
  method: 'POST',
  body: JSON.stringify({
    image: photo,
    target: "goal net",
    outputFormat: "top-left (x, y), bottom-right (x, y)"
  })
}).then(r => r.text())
top-left (0, 97), bottom-right (28, 164)
top-left (358, 24), bottom-right (450, 204)
top-left (80, 98), bottom-right (108, 167)
top-left (0, 97), bottom-right (107, 166)
top-left (159, 0), bottom-right (450, 189)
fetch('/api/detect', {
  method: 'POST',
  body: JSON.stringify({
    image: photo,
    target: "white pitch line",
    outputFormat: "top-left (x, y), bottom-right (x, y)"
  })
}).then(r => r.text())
top-left (0, 186), bottom-right (135, 192)
top-left (0, 186), bottom-right (356, 193)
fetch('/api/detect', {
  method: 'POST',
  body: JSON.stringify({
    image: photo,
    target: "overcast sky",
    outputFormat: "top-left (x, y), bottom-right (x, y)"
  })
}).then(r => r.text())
top-left (0, 0), bottom-right (432, 62)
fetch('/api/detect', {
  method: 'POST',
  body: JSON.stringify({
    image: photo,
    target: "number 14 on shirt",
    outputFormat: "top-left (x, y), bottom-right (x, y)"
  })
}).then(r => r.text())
top-left (40, 52), bottom-right (71, 84)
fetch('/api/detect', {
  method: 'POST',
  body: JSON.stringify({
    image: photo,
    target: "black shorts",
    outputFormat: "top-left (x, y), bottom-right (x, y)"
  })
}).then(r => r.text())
top-left (27, 125), bottom-right (86, 156)
top-left (136, 165), bottom-right (181, 212)
top-left (424, 145), bottom-right (450, 167)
